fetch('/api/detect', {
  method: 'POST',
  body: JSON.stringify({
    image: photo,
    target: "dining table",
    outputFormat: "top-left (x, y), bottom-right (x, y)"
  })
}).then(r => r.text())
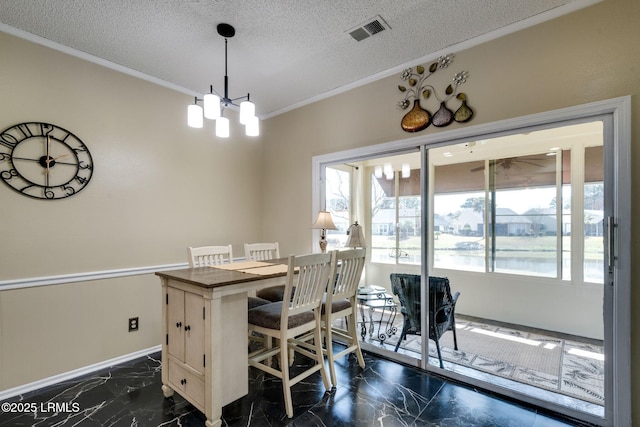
top-left (155, 258), bottom-right (289, 427)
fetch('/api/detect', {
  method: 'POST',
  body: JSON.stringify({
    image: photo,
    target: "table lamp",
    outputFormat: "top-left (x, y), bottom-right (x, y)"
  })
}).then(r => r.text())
top-left (312, 210), bottom-right (337, 253)
top-left (345, 221), bottom-right (366, 248)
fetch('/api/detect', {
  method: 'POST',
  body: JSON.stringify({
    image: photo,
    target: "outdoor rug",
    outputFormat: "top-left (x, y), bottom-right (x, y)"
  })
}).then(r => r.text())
top-left (381, 317), bottom-right (605, 406)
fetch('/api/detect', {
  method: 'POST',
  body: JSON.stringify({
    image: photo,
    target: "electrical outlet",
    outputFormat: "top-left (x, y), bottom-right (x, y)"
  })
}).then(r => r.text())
top-left (128, 317), bottom-right (139, 332)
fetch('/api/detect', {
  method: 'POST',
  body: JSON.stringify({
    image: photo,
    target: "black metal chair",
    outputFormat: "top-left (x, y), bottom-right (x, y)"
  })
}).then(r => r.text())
top-left (390, 274), bottom-right (460, 368)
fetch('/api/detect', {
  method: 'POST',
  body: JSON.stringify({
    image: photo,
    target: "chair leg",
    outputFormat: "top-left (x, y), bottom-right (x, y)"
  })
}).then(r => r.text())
top-left (451, 316), bottom-right (459, 351)
top-left (280, 339), bottom-right (294, 418)
top-left (325, 321), bottom-right (337, 388)
top-left (394, 321), bottom-right (408, 352)
top-left (347, 312), bottom-right (365, 368)
top-left (434, 337), bottom-right (444, 369)
top-left (314, 321), bottom-right (331, 391)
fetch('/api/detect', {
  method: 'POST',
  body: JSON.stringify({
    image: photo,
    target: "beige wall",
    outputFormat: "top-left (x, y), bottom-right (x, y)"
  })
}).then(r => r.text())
top-left (0, 33), bottom-right (265, 389)
top-left (0, 0), bottom-right (638, 421)
top-left (261, 0), bottom-right (639, 421)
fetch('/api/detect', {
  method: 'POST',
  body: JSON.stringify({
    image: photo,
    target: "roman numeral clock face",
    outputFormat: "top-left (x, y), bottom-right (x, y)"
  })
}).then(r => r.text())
top-left (0, 122), bottom-right (93, 200)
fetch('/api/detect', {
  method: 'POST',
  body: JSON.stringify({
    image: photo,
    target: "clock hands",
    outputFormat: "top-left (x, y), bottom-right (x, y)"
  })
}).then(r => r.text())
top-left (45, 135), bottom-right (50, 186)
top-left (13, 154), bottom-right (73, 164)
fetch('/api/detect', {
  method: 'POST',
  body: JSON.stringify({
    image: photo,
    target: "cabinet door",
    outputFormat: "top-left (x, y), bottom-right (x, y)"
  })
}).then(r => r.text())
top-left (184, 291), bottom-right (205, 374)
top-left (167, 287), bottom-right (185, 361)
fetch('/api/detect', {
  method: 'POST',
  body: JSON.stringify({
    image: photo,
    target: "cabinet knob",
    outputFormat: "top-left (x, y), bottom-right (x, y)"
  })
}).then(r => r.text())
top-left (180, 378), bottom-right (187, 385)
top-left (185, 325), bottom-right (191, 332)
top-left (176, 322), bottom-right (182, 328)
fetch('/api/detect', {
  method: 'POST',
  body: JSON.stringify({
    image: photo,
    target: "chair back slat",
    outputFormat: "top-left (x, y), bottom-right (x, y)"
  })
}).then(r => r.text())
top-left (188, 245), bottom-right (233, 268)
top-left (244, 242), bottom-right (280, 261)
top-left (330, 248), bottom-right (366, 302)
top-left (283, 252), bottom-right (334, 320)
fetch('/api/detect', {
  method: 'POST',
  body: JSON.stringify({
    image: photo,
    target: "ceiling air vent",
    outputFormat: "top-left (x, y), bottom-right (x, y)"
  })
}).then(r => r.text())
top-left (347, 15), bottom-right (390, 42)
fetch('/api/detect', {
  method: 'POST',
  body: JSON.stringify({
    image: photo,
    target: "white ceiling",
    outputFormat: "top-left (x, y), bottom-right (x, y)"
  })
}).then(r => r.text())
top-left (0, 0), bottom-right (597, 118)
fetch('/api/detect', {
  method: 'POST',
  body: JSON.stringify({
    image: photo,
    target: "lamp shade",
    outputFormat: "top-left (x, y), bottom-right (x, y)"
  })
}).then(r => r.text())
top-left (204, 93), bottom-right (221, 119)
top-left (345, 221), bottom-right (366, 248)
top-left (245, 115), bottom-right (260, 136)
top-left (216, 116), bottom-right (230, 138)
top-left (374, 166), bottom-right (383, 178)
top-left (239, 100), bottom-right (255, 124)
top-left (402, 163), bottom-right (410, 178)
top-left (187, 104), bottom-right (203, 128)
top-left (312, 210), bottom-right (337, 230)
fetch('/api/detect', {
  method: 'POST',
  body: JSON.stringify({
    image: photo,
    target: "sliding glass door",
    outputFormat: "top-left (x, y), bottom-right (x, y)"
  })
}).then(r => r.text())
top-left (427, 121), bottom-right (606, 417)
top-left (313, 98), bottom-right (630, 426)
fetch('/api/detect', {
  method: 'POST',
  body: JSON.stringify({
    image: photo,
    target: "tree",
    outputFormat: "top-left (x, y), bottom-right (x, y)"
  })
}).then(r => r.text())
top-left (461, 197), bottom-right (485, 213)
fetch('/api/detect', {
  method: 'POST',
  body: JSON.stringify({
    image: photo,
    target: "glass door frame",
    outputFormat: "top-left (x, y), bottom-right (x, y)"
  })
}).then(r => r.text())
top-left (311, 96), bottom-right (631, 426)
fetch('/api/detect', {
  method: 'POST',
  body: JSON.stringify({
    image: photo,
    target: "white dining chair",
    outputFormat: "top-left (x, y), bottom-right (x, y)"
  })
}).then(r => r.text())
top-left (322, 248), bottom-right (367, 386)
top-left (245, 242), bottom-right (288, 302)
top-left (247, 252), bottom-right (333, 418)
top-left (188, 245), bottom-right (269, 310)
top-left (188, 245), bottom-right (233, 267)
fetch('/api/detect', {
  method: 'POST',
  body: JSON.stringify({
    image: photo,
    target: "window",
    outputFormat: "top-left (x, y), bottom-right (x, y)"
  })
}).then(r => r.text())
top-left (370, 158), bottom-right (421, 265)
top-left (325, 166), bottom-right (351, 250)
top-left (431, 121), bottom-right (604, 283)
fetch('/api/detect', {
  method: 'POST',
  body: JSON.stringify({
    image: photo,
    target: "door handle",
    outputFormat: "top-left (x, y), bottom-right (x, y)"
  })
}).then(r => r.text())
top-left (607, 216), bottom-right (615, 269)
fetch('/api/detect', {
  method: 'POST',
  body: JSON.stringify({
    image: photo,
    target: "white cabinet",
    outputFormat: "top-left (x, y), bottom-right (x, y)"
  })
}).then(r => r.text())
top-left (165, 286), bottom-right (206, 410)
top-left (158, 274), bottom-right (250, 426)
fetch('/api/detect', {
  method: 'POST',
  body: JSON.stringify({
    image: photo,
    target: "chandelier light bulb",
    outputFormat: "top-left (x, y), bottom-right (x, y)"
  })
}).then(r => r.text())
top-left (245, 115), bottom-right (260, 136)
top-left (187, 104), bottom-right (203, 128)
top-left (204, 94), bottom-right (221, 119)
top-left (239, 100), bottom-right (255, 125)
top-left (402, 163), bottom-right (410, 178)
top-left (216, 116), bottom-right (230, 138)
top-left (384, 163), bottom-right (394, 180)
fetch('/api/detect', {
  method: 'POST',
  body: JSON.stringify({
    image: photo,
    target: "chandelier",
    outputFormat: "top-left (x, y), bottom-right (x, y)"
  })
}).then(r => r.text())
top-left (187, 23), bottom-right (259, 137)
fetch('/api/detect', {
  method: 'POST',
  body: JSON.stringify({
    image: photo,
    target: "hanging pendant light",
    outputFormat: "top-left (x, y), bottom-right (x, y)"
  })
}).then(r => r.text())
top-left (216, 115), bottom-right (230, 138)
top-left (245, 115), bottom-right (260, 137)
top-left (239, 99), bottom-right (255, 124)
top-left (187, 23), bottom-right (259, 137)
top-left (203, 91), bottom-right (221, 120)
top-left (187, 101), bottom-right (204, 128)
top-left (402, 163), bottom-right (411, 178)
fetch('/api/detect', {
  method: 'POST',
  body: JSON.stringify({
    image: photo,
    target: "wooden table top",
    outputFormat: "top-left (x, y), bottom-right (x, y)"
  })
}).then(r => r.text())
top-left (155, 258), bottom-right (289, 289)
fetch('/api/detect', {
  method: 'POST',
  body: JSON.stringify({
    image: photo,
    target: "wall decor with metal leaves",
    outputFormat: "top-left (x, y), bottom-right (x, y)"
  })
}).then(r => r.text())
top-left (397, 54), bottom-right (474, 133)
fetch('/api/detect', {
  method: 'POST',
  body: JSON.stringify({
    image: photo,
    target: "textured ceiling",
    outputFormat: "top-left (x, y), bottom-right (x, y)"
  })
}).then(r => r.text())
top-left (0, 0), bottom-right (596, 118)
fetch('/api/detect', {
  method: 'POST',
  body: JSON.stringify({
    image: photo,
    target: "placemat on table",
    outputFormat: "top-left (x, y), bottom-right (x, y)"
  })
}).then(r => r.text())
top-left (210, 261), bottom-right (273, 270)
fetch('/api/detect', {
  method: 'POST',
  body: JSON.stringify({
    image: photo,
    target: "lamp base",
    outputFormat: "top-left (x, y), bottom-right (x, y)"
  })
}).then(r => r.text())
top-left (319, 238), bottom-right (328, 253)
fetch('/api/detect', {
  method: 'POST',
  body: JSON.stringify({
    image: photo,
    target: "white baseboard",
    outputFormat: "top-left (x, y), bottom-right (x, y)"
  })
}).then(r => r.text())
top-left (0, 345), bottom-right (162, 401)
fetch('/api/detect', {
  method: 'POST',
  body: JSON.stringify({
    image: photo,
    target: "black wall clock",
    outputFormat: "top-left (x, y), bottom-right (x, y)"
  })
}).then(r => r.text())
top-left (0, 122), bottom-right (94, 200)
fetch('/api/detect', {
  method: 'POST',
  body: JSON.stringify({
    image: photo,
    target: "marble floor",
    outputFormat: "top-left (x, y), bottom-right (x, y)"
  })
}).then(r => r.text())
top-left (0, 349), bottom-right (593, 427)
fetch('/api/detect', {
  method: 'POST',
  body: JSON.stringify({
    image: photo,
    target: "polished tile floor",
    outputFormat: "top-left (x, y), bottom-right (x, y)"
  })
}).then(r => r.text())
top-left (0, 350), bottom-right (591, 426)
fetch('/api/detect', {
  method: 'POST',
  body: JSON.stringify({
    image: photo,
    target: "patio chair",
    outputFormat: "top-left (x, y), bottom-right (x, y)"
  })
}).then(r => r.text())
top-left (390, 273), bottom-right (460, 368)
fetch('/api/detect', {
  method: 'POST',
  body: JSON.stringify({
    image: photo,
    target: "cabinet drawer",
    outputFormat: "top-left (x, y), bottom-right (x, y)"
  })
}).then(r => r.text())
top-left (168, 359), bottom-right (205, 411)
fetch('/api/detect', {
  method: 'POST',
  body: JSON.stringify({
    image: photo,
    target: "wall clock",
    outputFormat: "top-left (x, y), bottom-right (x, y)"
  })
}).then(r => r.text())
top-left (0, 122), bottom-right (93, 200)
